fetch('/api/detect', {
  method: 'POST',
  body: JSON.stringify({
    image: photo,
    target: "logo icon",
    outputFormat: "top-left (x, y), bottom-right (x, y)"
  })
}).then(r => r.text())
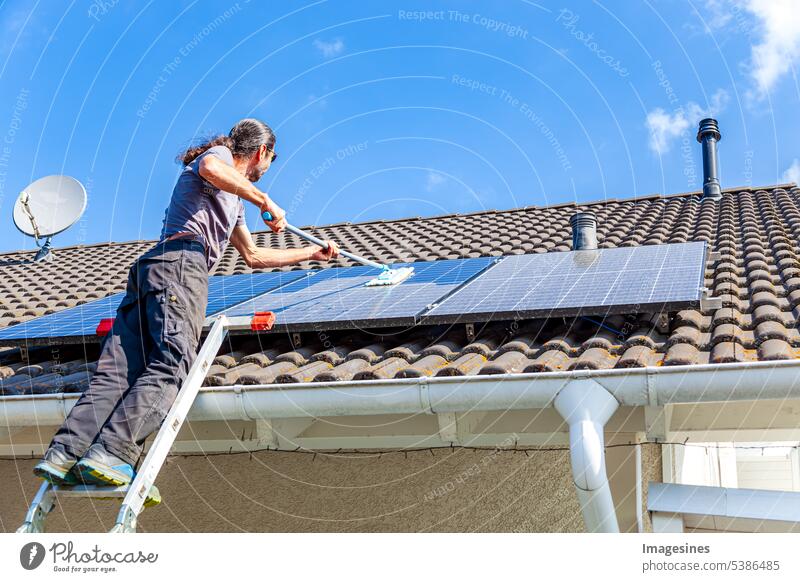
top-left (20, 542), bottom-right (46, 570)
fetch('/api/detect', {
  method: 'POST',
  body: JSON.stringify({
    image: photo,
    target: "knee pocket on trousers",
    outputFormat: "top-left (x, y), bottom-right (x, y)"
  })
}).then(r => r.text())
top-left (160, 284), bottom-right (189, 337)
top-left (141, 385), bottom-right (179, 429)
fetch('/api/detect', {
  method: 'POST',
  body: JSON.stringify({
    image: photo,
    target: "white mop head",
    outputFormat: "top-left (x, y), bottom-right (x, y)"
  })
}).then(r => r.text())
top-left (365, 266), bottom-right (415, 287)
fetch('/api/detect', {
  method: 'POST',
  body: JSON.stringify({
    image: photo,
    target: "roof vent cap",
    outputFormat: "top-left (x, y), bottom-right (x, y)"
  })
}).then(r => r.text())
top-left (570, 212), bottom-right (598, 251)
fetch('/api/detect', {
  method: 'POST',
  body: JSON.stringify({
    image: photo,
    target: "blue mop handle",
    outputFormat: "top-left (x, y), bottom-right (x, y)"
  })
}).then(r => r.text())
top-left (262, 210), bottom-right (387, 271)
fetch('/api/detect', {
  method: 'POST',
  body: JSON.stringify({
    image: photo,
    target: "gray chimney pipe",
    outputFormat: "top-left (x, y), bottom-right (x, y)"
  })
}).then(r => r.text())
top-left (570, 212), bottom-right (597, 250)
top-left (697, 118), bottom-right (722, 201)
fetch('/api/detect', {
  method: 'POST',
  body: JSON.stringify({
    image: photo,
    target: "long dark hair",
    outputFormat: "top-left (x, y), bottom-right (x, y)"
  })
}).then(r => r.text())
top-left (177, 118), bottom-right (276, 165)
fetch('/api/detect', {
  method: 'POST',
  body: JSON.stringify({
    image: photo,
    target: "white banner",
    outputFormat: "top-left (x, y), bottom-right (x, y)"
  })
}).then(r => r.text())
top-left (3, 533), bottom-right (800, 581)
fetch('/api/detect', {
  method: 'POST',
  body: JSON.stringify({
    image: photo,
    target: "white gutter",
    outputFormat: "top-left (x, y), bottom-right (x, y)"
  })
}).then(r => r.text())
top-left (4, 359), bottom-right (800, 533)
top-left (4, 359), bottom-right (800, 426)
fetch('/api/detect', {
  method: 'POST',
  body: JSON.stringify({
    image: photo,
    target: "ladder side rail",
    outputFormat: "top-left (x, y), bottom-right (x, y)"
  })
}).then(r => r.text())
top-left (16, 481), bottom-right (57, 533)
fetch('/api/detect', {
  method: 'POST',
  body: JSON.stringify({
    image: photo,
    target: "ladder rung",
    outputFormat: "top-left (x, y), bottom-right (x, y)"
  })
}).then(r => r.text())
top-left (51, 484), bottom-right (130, 499)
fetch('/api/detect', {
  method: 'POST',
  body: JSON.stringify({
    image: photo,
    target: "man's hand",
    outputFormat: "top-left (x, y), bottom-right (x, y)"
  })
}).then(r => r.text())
top-left (260, 198), bottom-right (287, 233)
top-left (310, 240), bottom-right (340, 262)
top-left (231, 224), bottom-right (340, 269)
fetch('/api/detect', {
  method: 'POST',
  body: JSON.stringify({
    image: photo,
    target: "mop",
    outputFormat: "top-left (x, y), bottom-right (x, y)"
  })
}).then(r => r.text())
top-left (261, 211), bottom-right (415, 286)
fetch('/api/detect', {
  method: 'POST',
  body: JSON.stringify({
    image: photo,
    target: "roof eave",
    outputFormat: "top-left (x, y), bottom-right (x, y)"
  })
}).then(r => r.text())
top-left (3, 358), bottom-right (800, 427)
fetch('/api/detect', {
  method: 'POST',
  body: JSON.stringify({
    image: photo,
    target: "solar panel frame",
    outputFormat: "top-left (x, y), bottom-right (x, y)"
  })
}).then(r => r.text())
top-left (420, 242), bottom-right (709, 324)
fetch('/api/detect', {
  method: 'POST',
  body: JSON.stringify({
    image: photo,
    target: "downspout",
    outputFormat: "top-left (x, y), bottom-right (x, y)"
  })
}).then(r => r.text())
top-left (554, 378), bottom-right (620, 533)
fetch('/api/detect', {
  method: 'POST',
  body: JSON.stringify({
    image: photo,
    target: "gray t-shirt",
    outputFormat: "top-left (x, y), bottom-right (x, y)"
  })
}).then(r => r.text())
top-left (159, 144), bottom-right (245, 270)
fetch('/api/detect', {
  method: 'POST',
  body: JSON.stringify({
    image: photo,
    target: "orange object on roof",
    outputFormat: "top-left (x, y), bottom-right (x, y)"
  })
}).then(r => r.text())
top-left (250, 311), bottom-right (275, 331)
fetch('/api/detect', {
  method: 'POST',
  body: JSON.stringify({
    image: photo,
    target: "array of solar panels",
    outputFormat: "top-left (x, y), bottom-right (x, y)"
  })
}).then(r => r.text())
top-left (0, 241), bottom-right (707, 345)
top-left (218, 257), bottom-right (494, 330)
top-left (423, 241), bottom-right (708, 322)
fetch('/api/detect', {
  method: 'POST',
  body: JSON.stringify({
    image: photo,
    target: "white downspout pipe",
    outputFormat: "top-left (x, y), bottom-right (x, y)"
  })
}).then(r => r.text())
top-left (554, 379), bottom-right (620, 533)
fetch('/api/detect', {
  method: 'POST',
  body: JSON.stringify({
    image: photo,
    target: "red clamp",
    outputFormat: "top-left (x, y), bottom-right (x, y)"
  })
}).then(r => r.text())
top-left (250, 311), bottom-right (276, 331)
top-left (96, 318), bottom-right (115, 336)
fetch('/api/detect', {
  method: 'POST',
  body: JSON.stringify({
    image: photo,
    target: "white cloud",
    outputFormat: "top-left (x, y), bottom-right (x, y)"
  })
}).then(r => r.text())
top-left (313, 38), bottom-right (344, 58)
top-left (743, 0), bottom-right (800, 97)
top-left (783, 159), bottom-right (800, 184)
top-left (645, 109), bottom-right (690, 155)
top-left (646, 89), bottom-right (729, 154)
top-left (704, 0), bottom-right (735, 31)
top-left (425, 171), bottom-right (445, 192)
top-left (698, 1), bottom-right (800, 98)
top-left (1, 4), bottom-right (45, 56)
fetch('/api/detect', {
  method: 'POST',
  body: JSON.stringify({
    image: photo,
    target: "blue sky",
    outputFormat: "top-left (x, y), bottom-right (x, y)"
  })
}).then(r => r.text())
top-left (0, 0), bottom-right (798, 254)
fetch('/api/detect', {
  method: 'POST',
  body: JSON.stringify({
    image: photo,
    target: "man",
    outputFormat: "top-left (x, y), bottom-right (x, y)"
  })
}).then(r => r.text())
top-left (33, 118), bottom-right (339, 496)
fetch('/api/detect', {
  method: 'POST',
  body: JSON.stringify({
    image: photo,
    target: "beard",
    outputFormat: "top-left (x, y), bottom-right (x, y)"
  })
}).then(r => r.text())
top-left (247, 166), bottom-right (265, 182)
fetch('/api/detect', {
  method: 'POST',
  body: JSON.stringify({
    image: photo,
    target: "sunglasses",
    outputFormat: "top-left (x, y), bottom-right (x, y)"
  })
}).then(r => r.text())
top-left (267, 148), bottom-right (278, 162)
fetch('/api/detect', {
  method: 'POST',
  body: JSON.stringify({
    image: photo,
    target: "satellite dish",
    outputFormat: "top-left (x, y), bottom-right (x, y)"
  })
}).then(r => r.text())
top-left (13, 175), bottom-right (87, 262)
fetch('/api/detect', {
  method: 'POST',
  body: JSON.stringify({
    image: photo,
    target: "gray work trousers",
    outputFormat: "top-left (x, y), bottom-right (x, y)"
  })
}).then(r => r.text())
top-left (50, 237), bottom-right (209, 467)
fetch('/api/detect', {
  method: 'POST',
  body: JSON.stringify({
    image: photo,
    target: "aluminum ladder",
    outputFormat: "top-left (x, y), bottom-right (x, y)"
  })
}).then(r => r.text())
top-left (16, 313), bottom-right (270, 533)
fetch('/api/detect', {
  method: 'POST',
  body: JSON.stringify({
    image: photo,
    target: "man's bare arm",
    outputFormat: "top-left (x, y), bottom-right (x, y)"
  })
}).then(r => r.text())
top-left (228, 224), bottom-right (339, 269)
top-left (197, 155), bottom-right (286, 230)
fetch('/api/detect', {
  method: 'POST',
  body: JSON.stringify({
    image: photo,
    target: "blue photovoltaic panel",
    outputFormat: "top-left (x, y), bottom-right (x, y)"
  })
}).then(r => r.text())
top-left (0, 293), bottom-right (125, 342)
top-left (205, 270), bottom-right (307, 316)
top-left (423, 242), bottom-right (707, 322)
top-left (0, 271), bottom-right (308, 344)
top-left (219, 257), bottom-right (494, 330)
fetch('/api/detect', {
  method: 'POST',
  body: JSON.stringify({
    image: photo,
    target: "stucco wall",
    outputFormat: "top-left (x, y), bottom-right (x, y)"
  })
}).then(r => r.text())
top-left (639, 441), bottom-right (662, 532)
top-left (1, 444), bottom-right (660, 533)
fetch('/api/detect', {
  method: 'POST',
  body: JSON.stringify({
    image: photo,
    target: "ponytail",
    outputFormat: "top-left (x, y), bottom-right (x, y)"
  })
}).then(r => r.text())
top-left (176, 118), bottom-right (276, 166)
top-left (177, 135), bottom-right (234, 165)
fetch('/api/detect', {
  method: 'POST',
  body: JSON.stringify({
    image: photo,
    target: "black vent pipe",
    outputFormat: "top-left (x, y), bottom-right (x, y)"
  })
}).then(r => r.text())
top-left (570, 212), bottom-right (597, 250)
top-left (697, 118), bottom-right (722, 201)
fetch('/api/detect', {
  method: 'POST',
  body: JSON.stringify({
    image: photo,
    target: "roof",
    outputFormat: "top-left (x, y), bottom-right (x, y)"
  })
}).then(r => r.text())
top-left (2, 183), bottom-right (800, 395)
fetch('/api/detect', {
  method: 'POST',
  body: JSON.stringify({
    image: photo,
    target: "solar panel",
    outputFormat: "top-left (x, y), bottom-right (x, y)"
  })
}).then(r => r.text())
top-left (205, 270), bottom-right (307, 316)
top-left (0, 271), bottom-right (308, 345)
top-left (0, 293), bottom-right (128, 344)
top-left (218, 257), bottom-right (494, 330)
top-left (422, 242), bottom-right (708, 323)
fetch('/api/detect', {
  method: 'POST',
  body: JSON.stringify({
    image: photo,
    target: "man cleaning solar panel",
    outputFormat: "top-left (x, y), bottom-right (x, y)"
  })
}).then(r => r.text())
top-left (32, 118), bottom-right (340, 501)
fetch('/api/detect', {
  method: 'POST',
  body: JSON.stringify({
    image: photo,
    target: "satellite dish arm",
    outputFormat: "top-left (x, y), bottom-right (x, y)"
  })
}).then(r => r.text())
top-left (18, 190), bottom-right (43, 244)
